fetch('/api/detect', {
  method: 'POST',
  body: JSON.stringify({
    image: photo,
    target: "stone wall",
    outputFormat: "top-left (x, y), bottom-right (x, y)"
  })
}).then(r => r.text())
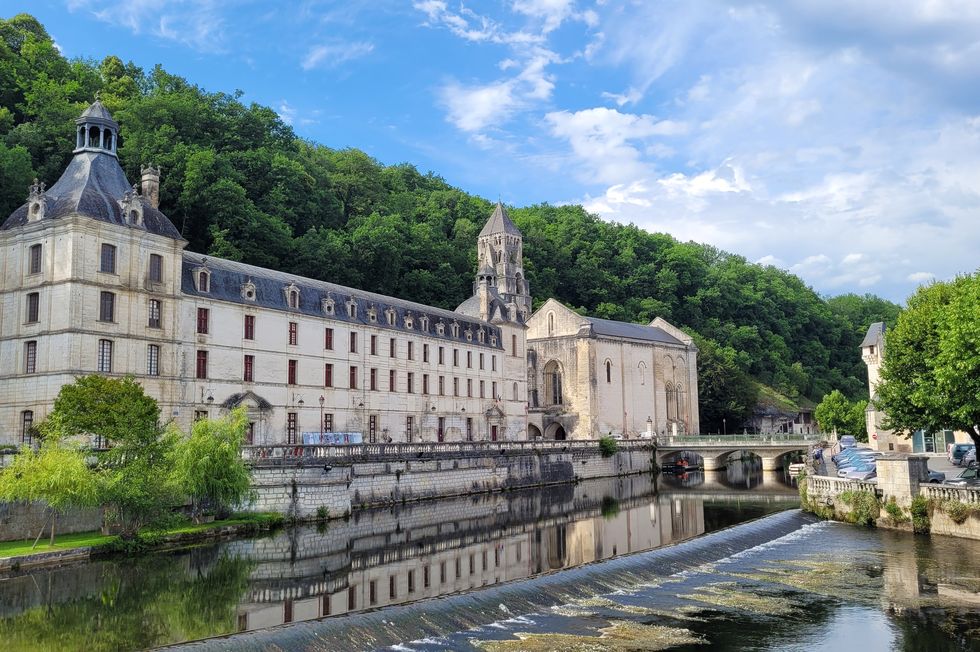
top-left (0, 501), bottom-right (102, 542)
top-left (249, 445), bottom-right (653, 518)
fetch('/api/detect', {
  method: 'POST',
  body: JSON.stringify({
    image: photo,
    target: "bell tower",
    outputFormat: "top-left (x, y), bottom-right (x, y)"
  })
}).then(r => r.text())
top-left (477, 202), bottom-right (531, 318)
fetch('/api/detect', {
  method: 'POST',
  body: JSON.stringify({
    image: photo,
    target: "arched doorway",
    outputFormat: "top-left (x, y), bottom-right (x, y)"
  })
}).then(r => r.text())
top-left (528, 424), bottom-right (543, 439)
top-left (545, 423), bottom-right (567, 440)
top-left (554, 426), bottom-right (566, 441)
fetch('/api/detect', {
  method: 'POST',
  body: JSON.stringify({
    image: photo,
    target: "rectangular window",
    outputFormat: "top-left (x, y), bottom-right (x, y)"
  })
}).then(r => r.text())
top-left (479, 353), bottom-right (484, 370)
top-left (98, 339), bottom-right (113, 373)
top-left (512, 334), bottom-right (517, 356)
top-left (407, 372), bottom-right (414, 394)
top-left (194, 410), bottom-right (208, 421)
top-left (348, 586), bottom-right (356, 611)
top-left (423, 374), bottom-right (430, 395)
top-left (438, 417), bottom-right (445, 442)
top-left (492, 355), bottom-right (497, 372)
top-left (148, 299), bottom-right (162, 328)
top-left (406, 415), bottom-right (414, 442)
top-left (370, 334), bottom-right (377, 355)
top-left (369, 415), bottom-right (378, 443)
top-left (244, 314), bottom-right (255, 339)
top-left (389, 576), bottom-right (396, 600)
top-left (467, 351), bottom-right (472, 368)
top-left (196, 350), bottom-right (208, 379)
top-left (455, 557), bottom-right (461, 579)
top-left (492, 381), bottom-right (497, 400)
top-left (288, 321), bottom-right (298, 345)
top-left (389, 369), bottom-right (396, 392)
top-left (423, 343), bottom-right (429, 363)
top-left (369, 580), bottom-right (377, 606)
top-left (24, 341), bottom-right (37, 374)
top-left (469, 554), bottom-right (475, 575)
top-left (480, 380), bottom-right (485, 399)
top-left (467, 378), bottom-right (472, 398)
top-left (26, 292), bottom-right (39, 323)
top-left (324, 413), bottom-right (333, 432)
top-left (99, 291), bottom-right (115, 322)
top-left (147, 344), bottom-right (159, 376)
top-left (149, 253), bottom-right (163, 283)
top-left (349, 365), bottom-right (358, 389)
top-left (324, 327), bottom-right (334, 350)
top-left (22, 411), bottom-right (34, 445)
top-left (440, 561), bottom-right (446, 584)
top-left (29, 244), bottom-right (42, 274)
top-left (325, 363), bottom-right (334, 387)
top-left (407, 341), bottom-right (414, 361)
top-left (439, 346), bottom-right (444, 365)
top-left (466, 417), bottom-right (473, 441)
top-left (197, 307), bottom-right (209, 334)
top-left (350, 332), bottom-right (357, 353)
top-left (370, 368), bottom-right (378, 391)
top-left (423, 565), bottom-right (430, 588)
top-left (288, 359), bottom-right (297, 385)
top-left (243, 354), bottom-right (254, 382)
top-left (453, 349), bottom-right (459, 366)
top-left (453, 377), bottom-right (459, 397)
top-left (439, 376), bottom-right (445, 396)
top-left (408, 570), bottom-right (415, 594)
top-left (100, 243), bottom-right (116, 273)
top-left (287, 412), bottom-right (297, 444)
top-left (390, 338), bottom-right (396, 358)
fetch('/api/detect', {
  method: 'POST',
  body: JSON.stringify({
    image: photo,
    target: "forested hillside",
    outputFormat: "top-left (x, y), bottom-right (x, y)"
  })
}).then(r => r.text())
top-left (0, 14), bottom-right (901, 432)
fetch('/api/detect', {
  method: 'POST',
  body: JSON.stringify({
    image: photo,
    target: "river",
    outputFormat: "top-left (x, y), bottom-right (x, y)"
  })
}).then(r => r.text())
top-left (0, 461), bottom-right (978, 651)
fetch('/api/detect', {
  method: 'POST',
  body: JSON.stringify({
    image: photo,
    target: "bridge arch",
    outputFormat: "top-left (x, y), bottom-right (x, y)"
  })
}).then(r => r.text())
top-left (657, 444), bottom-right (810, 472)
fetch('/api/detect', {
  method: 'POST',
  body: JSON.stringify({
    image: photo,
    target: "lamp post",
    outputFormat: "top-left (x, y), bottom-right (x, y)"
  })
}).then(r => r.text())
top-left (319, 395), bottom-right (325, 440)
top-left (723, 418), bottom-right (727, 436)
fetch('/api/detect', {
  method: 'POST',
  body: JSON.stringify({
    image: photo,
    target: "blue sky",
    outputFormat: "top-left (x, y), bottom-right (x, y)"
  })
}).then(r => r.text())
top-left (13, 1), bottom-right (980, 301)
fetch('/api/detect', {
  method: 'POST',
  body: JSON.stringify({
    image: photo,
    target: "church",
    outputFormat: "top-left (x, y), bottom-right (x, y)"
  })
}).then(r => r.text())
top-left (0, 102), bottom-right (699, 446)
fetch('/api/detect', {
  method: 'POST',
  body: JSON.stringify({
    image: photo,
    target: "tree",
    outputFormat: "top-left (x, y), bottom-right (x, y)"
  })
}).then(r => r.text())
top-left (815, 389), bottom-right (866, 440)
top-left (43, 375), bottom-right (177, 537)
top-left (693, 334), bottom-right (759, 433)
top-left (0, 438), bottom-right (99, 546)
top-left (170, 408), bottom-right (253, 522)
top-left (876, 274), bottom-right (980, 450)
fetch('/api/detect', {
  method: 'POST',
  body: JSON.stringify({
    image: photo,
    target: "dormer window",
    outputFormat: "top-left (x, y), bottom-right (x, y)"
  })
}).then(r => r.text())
top-left (451, 322), bottom-right (460, 338)
top-left (27, 179), bottom-right (46, 222)
top-left (419, 315), bottom-right (429, 332)
top-left (491, 335), bottom-right (498, 347)
top-left (346, 299), bottom-right (357, 319)
top-left (368, 305), bottom-right (378, 323)
top-left (196, 269), bottom-right (210, 293)
top-left (465, 329), bottom-right (473, 342)
top-left (241, 279), bottom-right (256, 301)
top-left (478, 329), bottom-right (485, 344)
top-left (322, 296), bottom-right (335, 315)
top-left (436, 321), bottom-right (445, 336)
top-left (386, 308), bottom-right (396, 326)
top-left (284, 283), bottom-right (300, 309)
top-left (404, 313), bottom-right (414, 329)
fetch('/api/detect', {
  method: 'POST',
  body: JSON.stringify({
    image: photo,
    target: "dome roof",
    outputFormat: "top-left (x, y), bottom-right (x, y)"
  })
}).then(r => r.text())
top-left (77, 100), bottom-right (117, 125)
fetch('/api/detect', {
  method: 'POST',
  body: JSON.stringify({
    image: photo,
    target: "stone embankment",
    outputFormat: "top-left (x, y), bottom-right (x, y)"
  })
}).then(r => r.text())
top-left (802, 454), bottom-right (980, 539)
top-left (245, 439), bottom-right (655, 519)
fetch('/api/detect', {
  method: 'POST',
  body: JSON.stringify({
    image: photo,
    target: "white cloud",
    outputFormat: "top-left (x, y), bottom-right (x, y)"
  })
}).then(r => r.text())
top-left (67, 0), bottom-right (231, 52)
top-left (907, 271), bottom-right (935, 283)
top-left (302, 41), bottom-right (374, 70)
top-left (277, 100), bottom-right (296, 125)
top-left (440, 80), bottom-right (519, 132)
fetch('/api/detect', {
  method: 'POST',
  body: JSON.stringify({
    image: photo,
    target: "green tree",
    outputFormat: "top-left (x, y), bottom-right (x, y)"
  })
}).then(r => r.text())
top-left (876, 274), bottom-right (980, 450)
top-left (0, 439), bottom-right (100, 546)
top-left (43, 375), bottom-right (177, 537)
top-left (170, 408), bottom-right (253, 522)
top-left (815, 389), bottom-right (867, 441)
top-left (693, 334), bottom-right (759, 433)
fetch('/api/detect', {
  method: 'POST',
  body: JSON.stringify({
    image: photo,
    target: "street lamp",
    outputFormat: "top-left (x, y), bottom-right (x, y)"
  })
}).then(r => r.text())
top-left (319, 395), bottom-right (325, 440)
top-left (723, 418), bottom-right (727, 436)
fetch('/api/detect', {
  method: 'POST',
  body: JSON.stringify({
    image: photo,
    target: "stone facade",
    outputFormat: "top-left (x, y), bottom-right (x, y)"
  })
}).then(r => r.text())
top-left (0, 102), bottom-right (700, 445)
top-left (525, 299), bottom-right (699, 439)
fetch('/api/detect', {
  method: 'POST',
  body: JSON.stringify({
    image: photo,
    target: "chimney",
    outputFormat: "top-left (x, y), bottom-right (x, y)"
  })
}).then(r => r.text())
top-left (140, 165), bottom-right (160, 208)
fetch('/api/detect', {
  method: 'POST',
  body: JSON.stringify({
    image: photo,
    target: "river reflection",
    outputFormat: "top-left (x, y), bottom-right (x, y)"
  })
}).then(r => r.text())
top-left (0, 474), bottom-right (793, 651)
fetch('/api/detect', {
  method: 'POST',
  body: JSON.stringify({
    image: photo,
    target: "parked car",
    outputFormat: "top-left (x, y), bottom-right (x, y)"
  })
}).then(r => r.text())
top-left (927, 470), bottom-right (946, 483)
top-left (839, 462), bottom-right (875, 478)
top-left (946, 464), bottom-right (980, 487)
top-left (949, 443), bottom-right (976, 466)
top-left (839, 435), bottom-right (857, 450)
top-left (847, 467), bottom-right (877, 481)
top-left (963, 448), bottom-right (977, 467)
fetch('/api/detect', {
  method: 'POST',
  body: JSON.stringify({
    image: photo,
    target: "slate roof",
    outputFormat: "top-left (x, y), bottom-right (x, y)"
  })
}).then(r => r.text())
top-left (78, 100), bottom-right (115, 122)
top-left (183, 252), bottom-right (503, 349)
top-left (1, 151), bottom-right (183, 239)
top-left (583, 315), bottom-right (684, 346)
top-left (860, 322), bottom-right (886, 348)
top-left (455, 285), bottom-right (513, 324)
top-left (479, 202), bottom-right (522, 237)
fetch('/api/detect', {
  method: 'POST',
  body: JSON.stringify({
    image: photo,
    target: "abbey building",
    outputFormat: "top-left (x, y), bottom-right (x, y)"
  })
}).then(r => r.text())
top-left (0, 102), bottom-right (698, 446)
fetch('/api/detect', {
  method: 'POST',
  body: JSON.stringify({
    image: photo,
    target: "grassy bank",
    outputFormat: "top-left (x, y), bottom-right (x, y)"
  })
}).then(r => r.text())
top-left (0, 512), bottom-right (283, 561)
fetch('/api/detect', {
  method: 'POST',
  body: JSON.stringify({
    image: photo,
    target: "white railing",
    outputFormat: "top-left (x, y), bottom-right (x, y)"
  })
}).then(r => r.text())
top-left (920, 483), bottom-right (980, 504)
top-left (807, 475), bottom-right (879, 497)
top-left (659, 433), bottom-right (822, 448)
top-left (241, 438), bottom-right (654, 463)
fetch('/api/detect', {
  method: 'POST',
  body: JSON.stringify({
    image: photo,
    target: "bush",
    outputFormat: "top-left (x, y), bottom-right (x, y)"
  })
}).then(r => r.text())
top-left (599, 436), bottom-right (619, 458)
top-left (883, 499), bottom-right (907, 524)
top-left (910, 495), bottom-right (931, 533)
top-left (315, 506), bottom-right (330, 521)
top-left (839, 490), bottom-right (880, 527)
top-left (941, 500), bottom-right (980, 525)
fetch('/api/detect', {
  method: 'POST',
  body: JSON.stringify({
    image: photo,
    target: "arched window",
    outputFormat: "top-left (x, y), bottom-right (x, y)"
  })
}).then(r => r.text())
top-left (543, 360), bottom-right (563, 406)
top-left (605, 360), bottom-right (612, 384)
top-left (88, 125), bottom-right (100, 148)
top-left (638, 361), bottom-right (646, 386)
top-left (198, 270), bottom-right (210, 293)
top-left (548, 312), bottom-right (555, 335)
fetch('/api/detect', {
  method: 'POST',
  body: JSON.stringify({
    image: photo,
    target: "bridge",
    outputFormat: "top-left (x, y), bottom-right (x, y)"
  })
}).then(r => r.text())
top-left (656, 433), bottom-right (822, 471)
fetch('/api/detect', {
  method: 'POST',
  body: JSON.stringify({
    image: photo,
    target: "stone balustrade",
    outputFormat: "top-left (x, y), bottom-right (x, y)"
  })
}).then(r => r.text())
top-left (920, 483), bottom-right (980, 505)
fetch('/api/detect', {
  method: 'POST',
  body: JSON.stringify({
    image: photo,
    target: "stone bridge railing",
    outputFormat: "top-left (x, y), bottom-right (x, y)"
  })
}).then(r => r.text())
top-left (806, 474), bottom-right (881, 500)
top-left (920, 483), bottom-right (980, 504)
top-left (242, 438), bottom-right (655, 466)
top-left (657, 433), bottom-right (823, 448)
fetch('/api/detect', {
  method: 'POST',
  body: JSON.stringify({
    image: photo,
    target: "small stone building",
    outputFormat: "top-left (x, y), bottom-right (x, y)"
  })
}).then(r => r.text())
top-left (525, 300), bottom-right (699, 440)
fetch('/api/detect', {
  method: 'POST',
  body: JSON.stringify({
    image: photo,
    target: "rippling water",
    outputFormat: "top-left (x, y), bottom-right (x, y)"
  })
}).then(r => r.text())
top-left (1, 463), bottom-right (978, 651)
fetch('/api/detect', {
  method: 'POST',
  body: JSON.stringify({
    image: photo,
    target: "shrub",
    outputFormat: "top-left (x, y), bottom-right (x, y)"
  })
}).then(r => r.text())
top-left (910, 495), bottom-right (930, 533)
top-left (599, 436), bottom-right (618, 458)
top-left (941, 500), bottom-right (980, 525)
top-left (883, 499), bottom-right (907, 524)
top-left (315, 506), bottom-right (330, 521)
top-left (839, 490), bottom-right (880, 527)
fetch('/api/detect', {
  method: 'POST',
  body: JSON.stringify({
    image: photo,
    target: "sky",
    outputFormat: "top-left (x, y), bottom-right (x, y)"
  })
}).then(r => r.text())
top-left (11, 1), bottom-right (980, 302)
